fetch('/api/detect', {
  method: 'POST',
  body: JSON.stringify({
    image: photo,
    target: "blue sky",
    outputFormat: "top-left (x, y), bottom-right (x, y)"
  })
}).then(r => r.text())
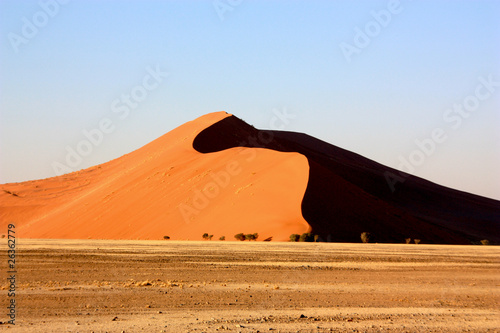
top-left (1, 0), bottom-right (499, 200)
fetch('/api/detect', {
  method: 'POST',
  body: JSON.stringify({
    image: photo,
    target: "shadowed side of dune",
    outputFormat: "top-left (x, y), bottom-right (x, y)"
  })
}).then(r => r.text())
top-left (193, 115), bottom-right (500, 244)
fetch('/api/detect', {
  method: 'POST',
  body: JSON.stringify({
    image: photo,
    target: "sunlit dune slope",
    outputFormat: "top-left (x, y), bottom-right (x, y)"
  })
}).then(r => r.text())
top-left (0, 112), bottom-right (310, 241)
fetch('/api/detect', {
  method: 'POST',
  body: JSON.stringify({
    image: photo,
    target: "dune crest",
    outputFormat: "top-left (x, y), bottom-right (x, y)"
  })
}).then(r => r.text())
top-left (193, 115), bottom-right (500, 244)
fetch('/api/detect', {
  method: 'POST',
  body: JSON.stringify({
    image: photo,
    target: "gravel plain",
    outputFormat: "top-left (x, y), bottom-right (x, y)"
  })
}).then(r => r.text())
top-left (1, 240), bottom-right (499, 332)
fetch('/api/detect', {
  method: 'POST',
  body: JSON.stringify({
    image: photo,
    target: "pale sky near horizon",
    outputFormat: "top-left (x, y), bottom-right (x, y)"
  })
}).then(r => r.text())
top-left (1, 0), bottom-right (499, 200)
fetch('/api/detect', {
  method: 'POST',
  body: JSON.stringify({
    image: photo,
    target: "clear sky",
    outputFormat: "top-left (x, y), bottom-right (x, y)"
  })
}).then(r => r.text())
top-left (1, 0), bottom-right (499, 200)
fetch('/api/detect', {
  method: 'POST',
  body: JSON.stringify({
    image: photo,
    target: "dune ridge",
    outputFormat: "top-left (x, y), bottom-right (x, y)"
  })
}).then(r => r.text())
top-left (193, 114), bottom-right (500, 244)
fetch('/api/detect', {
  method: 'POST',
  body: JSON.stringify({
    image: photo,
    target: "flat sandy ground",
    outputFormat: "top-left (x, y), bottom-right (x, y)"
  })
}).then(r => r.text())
top-left (1, 240), bottom-right (499, 332)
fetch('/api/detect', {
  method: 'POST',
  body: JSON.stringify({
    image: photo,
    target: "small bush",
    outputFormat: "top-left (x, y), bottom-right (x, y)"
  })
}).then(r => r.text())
top-left (290, 233), bottom-right (319, 242)
top-left (414, 239), bottom-right (421, 244)
top-left (405, 238), bottom-right (412, 244)
top-left (245, 233), bottom-right (259, 241)
top-left (219, 236), bottom-right (225, 241)
top-left (299, 233), bottom-right (315, 242)
top-left (202, 233), bottom-right (209, 240)
top-left (163, 236), bottom-right (170, 240)
top-left (234, 233), bottom-right (246, 241)
top-left (480, 239), bottom-right (490, 245)
top-left (360, 232), bottom-right (371, 243)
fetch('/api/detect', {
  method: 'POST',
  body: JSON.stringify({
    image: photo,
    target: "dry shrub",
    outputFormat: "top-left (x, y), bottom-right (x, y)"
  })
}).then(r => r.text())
top-left (245, 233), bottom-right (259, 241)
top-left (360, 232), bottom-right (372, 243)
top-left (234, 233), bottom-right (245, 241)
top-left (299, 233), bottom-right (315, 242)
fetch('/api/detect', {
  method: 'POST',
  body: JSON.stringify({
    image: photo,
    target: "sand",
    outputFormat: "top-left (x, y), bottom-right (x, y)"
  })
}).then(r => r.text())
top-left (1, 240), bottom-right (498, 332)
top-left (193, 115), bottom-right (500, 244)
top-left (2, 111), bottom-right (499, 244)
top-left (0, 112), bottom-right (310, 241)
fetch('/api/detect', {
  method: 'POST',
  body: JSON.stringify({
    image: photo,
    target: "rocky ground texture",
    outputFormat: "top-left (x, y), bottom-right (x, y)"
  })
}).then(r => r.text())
top-left (1, 240), bottom-right (499, 332)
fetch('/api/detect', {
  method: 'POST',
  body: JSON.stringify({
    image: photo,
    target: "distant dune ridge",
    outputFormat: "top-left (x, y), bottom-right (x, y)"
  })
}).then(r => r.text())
top-left (1, 111), bottom-right (499, 243)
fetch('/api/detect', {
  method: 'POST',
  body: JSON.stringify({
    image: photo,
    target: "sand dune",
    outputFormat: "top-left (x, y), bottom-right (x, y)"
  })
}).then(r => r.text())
top-left (1, 111), bottom-right (499, 243)
top-left (0, 112), bottom-right (310, 241)
top-left (194, 114), bottom-right (500, 244)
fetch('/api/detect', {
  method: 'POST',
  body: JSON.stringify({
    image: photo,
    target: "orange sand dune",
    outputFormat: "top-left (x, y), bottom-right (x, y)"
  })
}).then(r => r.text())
top-left (193, 115), bottom-right (500, 244)
top-left (2, 111), bottom-right (499, 244)
top-left (0, 112), bottom-right (310, 241)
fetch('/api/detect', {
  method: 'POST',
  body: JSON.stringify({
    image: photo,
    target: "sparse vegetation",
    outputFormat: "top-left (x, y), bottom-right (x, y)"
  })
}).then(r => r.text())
top-left (234, 233), bottom-right (259, 241)
top-left (414, 239), bottom-right (421, 244)
top-left (202, 233), bottom-right (213, 240)
top-left (480, 239), bottom-right (490, 245)
top-left (290, 233), bottom-right (318, 242)
top-left (299, 233), bottom-right (315, 242)
top-left (361, 232), bottom-right (372, 243)
top-left (234, 233), bottom-right (246, 241)
top-left (219, 236), bottom-right (225, 241)
top-left (405, 238), bottom-right (412, 244)
top-left (163, 236), bottom-right (170, 240)
top-left (245, 233), bottom-right (259, 241)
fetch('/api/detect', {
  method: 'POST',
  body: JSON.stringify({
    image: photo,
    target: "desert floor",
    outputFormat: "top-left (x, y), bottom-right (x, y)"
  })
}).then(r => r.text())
top-left (1, 240), bottom-right (499, 332)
